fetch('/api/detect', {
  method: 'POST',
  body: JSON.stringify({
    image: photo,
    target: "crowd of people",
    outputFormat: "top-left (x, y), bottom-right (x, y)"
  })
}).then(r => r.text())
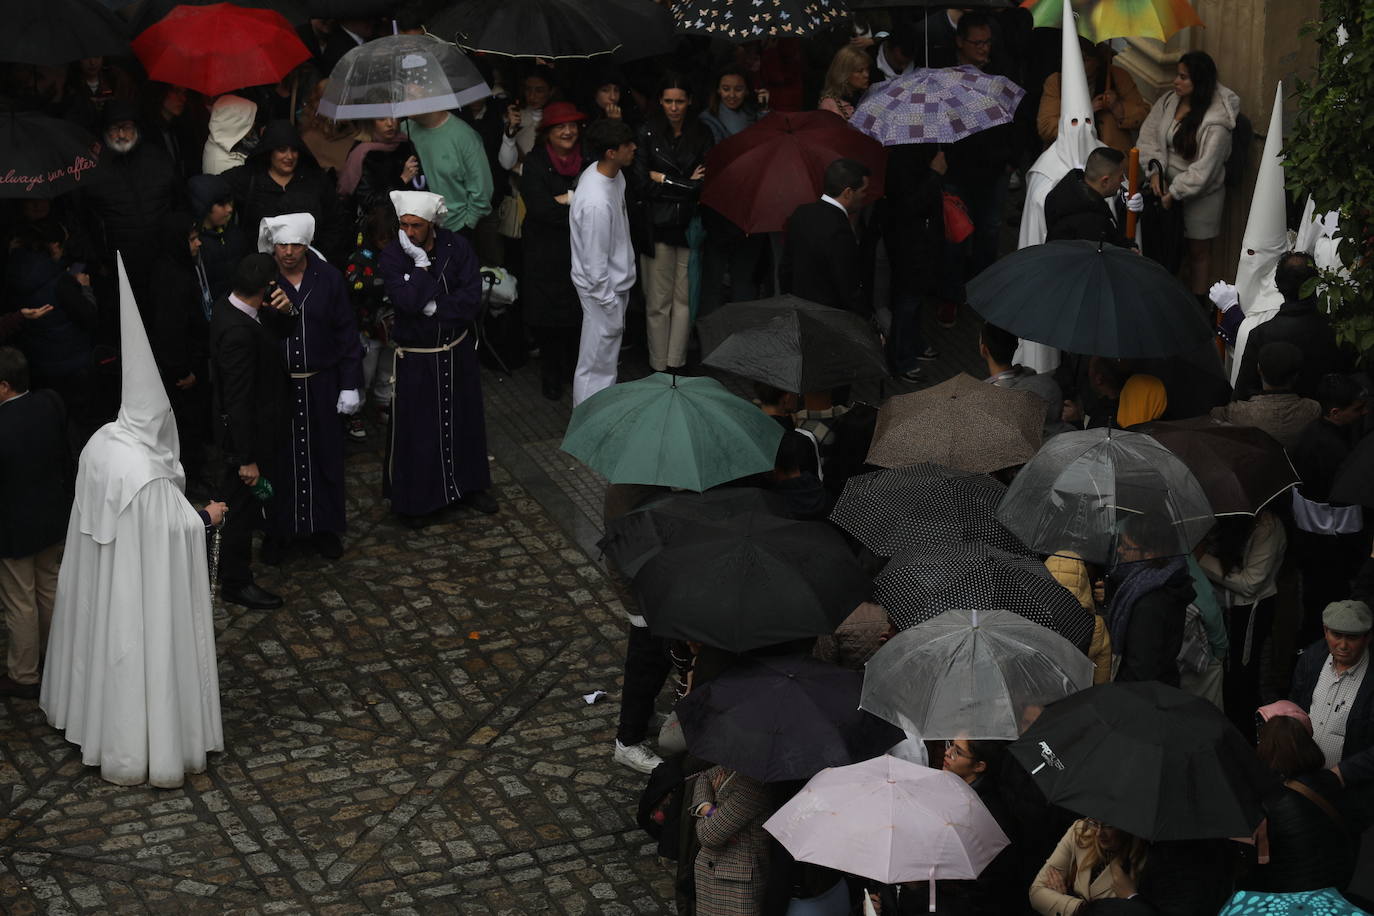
top-left (0, 1), bottom-right (1371, 914)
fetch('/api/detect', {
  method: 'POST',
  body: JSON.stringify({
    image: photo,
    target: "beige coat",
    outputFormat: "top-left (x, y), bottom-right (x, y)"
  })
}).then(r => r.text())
top-left (1030, 821), bottom-right (1142, 916)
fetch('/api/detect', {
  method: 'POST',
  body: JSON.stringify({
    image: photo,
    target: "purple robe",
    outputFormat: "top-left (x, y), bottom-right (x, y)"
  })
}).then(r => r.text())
top-left (267, 252), bottom-right (363, 536)
top-left (378, 228), bottom-right (491, 516)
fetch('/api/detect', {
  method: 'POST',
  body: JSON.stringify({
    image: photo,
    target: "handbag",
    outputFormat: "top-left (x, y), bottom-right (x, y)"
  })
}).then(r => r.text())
top-left (496, 190), bottom-right (525, 239)
top-left (1138, 158), bottom-right (1186, 274)
top-left (942, 192), bottom-right (975, 244)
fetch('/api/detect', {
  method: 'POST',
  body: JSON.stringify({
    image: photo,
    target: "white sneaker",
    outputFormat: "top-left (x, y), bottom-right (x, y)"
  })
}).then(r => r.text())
top-left (613, 740), bottom-right (663, 774)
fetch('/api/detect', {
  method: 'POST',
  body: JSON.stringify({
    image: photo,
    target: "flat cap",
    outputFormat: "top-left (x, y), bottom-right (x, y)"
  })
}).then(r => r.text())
top-left (1323, 599), bottom-right (1373, 635)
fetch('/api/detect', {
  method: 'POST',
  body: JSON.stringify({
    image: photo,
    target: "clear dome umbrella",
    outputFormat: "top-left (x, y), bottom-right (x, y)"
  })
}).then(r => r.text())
top-left (318, 33), bottom-right (491, 120)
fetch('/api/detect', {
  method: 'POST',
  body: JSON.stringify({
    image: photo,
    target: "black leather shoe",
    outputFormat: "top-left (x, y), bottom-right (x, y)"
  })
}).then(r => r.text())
top-left (462, 490), bottom-right (499, 515)
top-left (261, 536), bottom-right (289, 566)
top-left (312, 532), bottom-right (343, 559)
top-left (221, 583), bottom-right (284, 610)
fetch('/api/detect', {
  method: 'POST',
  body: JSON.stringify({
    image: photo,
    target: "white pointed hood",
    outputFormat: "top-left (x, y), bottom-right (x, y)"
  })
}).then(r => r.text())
top-left (73, 253), bottom-right (184, 543)
top-left (1234, 82), bottom-right (1289, 314)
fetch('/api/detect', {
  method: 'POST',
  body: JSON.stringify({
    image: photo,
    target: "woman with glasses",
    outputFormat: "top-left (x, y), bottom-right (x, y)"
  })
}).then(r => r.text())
top-left (1030, 818), bottom-right (1148, 915)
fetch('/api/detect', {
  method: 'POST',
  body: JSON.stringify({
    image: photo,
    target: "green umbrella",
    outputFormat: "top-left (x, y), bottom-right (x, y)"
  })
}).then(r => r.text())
top-left (561, 373), bottom-right (784, 491)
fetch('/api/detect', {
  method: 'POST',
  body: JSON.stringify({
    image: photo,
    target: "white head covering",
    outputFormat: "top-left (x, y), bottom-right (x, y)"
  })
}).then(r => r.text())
top-left (1050, 3), bottom-right (1100, 173)
top-left (390, 190), bottom-right (447, 225)
top-left (1234, 82), bottom-right (1289, 314)
top-left (257, 212), bottom-right (316, 253)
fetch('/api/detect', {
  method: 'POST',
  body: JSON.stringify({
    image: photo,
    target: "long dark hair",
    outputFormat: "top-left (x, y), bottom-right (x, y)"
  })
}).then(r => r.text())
top-left (1174, 51), bottom-right (1218, 160)
top-left (707, 66), bottom-right (755, 118)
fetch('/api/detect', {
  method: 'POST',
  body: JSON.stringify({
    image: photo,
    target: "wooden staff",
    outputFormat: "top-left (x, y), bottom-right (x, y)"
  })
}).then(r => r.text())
top-left (1125, 146), bottom-right (1140, 239)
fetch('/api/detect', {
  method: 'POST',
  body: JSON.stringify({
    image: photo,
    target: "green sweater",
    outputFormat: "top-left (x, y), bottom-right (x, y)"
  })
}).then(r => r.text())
top-left (405, 114), bottom-right (494, 232)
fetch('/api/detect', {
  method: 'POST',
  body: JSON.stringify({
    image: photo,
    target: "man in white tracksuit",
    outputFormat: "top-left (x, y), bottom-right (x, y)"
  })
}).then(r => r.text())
top-left (569, 118), bottom-right (638, 407)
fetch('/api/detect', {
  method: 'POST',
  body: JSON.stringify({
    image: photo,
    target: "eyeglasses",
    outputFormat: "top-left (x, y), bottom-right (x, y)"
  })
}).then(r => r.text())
top-left (943, 740), bottom-right (976, 762)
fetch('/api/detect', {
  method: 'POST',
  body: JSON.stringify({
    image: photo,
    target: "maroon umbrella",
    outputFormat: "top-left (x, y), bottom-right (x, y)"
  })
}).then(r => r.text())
top-left (700, 110), bottom-right (887, 234)
top-left (1134, 418), bottom-right (1299, 516)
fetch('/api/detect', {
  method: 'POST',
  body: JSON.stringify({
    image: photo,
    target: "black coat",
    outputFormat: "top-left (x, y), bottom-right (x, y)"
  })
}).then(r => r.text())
top-left (0, 389), bottom-right (71, 557)
top-left (350, 140), bottom-right (418, 217)
top-left (1044, 169), bottom-right (1130, 248)
top-left (1292, 418), bottom-right (1353, 502)
top-left (149, 213), bottom-right (209, 386)
top-left (1233, 298), bottom-right (1345, 401)
top-left (883, 146), bottom-right (945, 294)
top-left (208, 298), bottom-right (296, 468)
top-left (1114, 564), bottom-right (1193, 687)
top-left (1248, 769), bottom-right (1356, 892)
top-left (631, 114), bottom-right (713, 248)
top-left (221, 161), bottom-right (348, 264)
top-left (520, 145), bottom-right (583, 328)
top-left (1291, 639), bottom-right (1374, 787)
top-left (779, 200), bottom-right (867, 316)
top-left (79, 140), bottom-right (181, 263)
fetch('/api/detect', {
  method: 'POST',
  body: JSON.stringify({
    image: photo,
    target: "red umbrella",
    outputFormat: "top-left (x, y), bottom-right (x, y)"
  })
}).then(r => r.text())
top-left (132, 3), bottom-right (311, 98)
top-left (700, 110), bottom-right (887, 235)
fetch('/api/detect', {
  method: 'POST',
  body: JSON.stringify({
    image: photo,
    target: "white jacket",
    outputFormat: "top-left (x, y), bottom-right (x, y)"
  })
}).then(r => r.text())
top-left (201, 95), bottom-right (258, 176)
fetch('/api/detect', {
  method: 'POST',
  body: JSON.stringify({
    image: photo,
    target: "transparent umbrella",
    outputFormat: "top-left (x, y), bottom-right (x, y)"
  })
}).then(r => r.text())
top-left (861, 608), bottom-right (1093, 740)
top-left (318, 34), bottom-right (491, 120)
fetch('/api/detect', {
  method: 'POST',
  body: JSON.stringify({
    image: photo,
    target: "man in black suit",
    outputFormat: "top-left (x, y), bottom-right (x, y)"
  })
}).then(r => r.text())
top-left (208, 254), bottom-right (298, 610)
top-left (779, 158), bottom-right (871, 317)
top-left (0, 348), bottom-right (71, 698)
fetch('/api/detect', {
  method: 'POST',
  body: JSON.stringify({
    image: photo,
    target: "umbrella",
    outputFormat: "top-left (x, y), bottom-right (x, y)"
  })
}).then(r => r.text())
top-left (672, 0), bottom-right (845, 41)
top-left (1217, 889), bottom-right (1371, 916)
top-left (697, 295), bottom-right (888, 394)
top-left (1332, 432), bottom-right (1374, 508)
top-left (996, 428), bottom-right (1214, 567)
top-left (1008, 681), bottom-right (1275, 840)
top-left (599, 487), bottom-right (788, 578)
top-left (431, 0), bottom-right (676, 60)
top-left (0, 0), bottom-right (128, 64)
top-left (1134, 418), bottom-right (1298, 516)
top-left (1021, 0), bottom-right (1204, 43)
top-left (861, 608), bottom-right (1093, 740)
top-left (128, 0), bottom-right (310, 34)
top-left (561, 373), bottom-right (783, 491)
top-left (0, 113), bottom-right (103, 200)
top-left (132, 4), bottom-right (311, 98)
top-left (851, 66), bottom-right (1026, 147)
top-left (865, 373), bottom-right (1044, 473)
top-left (849, 0), bottom-right (1011, 6)
top-left (318, 34), bottom-right (491, 120)
top-left (967, 240), bottom-right (1214, 359)
top-left (829, 464), bottom-right (1031, 558)
top-left (874, 544), bottom-right (1095, 649)
top-left (764, 756), bottom-right (1009, 886)
top-left (700, 111), bottom-right (886, 235)
top-left (633, 514), bottom-right (871, 652)
top-left (676, 656), bottom-right (902, 782)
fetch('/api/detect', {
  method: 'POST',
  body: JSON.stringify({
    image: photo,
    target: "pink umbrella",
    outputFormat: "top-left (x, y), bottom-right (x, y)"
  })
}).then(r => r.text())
top-left (763, 755), bottom-right (1008, 903)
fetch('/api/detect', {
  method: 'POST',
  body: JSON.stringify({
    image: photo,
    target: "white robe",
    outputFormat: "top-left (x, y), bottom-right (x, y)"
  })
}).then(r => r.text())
top-left (41, 475), bottom-right (223, 788)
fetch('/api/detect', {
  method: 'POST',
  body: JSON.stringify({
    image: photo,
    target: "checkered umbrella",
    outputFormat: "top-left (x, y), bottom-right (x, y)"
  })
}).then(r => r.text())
top-left (850, 66), bottom-right (1026, 146)
top-left (673, 0), bottom-right (844, 41)
top-left (829, 464), bottom-right (1031, 559)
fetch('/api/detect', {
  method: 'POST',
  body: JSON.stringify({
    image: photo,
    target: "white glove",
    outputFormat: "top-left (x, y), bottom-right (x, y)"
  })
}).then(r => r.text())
top-left (422, 300), bottom-right (437, 317)
top-left (1209, 280), bottom-right (1240, 312)
top-left (397, 230), bottom-right (430, 268)
top-left (336, 389), bottom-right (361, 415)
top-left (1125, 192), bottom-right (1144, 213)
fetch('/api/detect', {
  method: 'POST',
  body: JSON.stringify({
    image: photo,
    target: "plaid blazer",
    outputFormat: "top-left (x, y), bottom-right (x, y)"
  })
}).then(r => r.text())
top-left (692, 766), bottom-right (772, 916)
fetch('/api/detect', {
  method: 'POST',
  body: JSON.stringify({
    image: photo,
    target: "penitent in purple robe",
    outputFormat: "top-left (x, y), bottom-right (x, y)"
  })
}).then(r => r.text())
top-left (378, 228), bottom-right (491, 517)
top-left (267, 251), bottom-right (363, 536)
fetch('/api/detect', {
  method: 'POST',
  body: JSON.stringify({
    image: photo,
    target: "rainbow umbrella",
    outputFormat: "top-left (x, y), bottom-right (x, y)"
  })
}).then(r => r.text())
top-left (1021, 0), bottom-right (1203, 42)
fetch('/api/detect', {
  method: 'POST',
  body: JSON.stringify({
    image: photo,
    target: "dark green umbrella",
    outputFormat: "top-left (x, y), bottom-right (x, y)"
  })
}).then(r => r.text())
top-left (561, 372), bottom-right (783, 492)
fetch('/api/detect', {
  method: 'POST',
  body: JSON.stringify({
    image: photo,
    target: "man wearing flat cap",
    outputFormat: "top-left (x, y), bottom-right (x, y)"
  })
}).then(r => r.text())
top-left (377, 190), bottom-right (496, 527)
top-left (1290, 599), bottom-right (1374, 791)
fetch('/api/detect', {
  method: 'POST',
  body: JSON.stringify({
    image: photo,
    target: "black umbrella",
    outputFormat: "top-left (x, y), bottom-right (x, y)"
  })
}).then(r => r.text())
top-left (967, 240), bottom-right (1214, 359)
top-left (847, 0), bottom-right (1011, 6)
top-left (0, 112), bottom-right (103, 200)
top-left (1008, 682), bottom-right (1276, 841)
top-left (1135, 418), bottom-right (1298, 516)
top-left (875, 543), bottom-right (1095, 651)
top-left (1332, 431), bottom-right (1374, 507)
top-left (130, 0), bottom-right (312, 33)
top-left (0, 0), bottom-right (129, 65)
top-left (828, 464), bottom-right (1031, 558)
top-left (676, 655), bottom-right (903, 782)
top-left (633, 513), bottom-right (871, 652)
top-left (672, 0), bottom-right (846, 41)
top-left (431, 0), bottom-right (676, 60)
top-left (599, 487), bottom-right (789, 578)
top-left (698, 294), bottom-right (888, 394)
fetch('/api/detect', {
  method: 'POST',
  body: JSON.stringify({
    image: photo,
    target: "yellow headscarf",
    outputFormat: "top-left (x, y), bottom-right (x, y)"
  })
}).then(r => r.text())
top-left (1117, 374), bottom-right (1168, 428)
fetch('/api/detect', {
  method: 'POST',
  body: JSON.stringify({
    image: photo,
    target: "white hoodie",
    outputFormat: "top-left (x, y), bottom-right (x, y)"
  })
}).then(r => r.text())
top-left (202, 95), bottom-right (258, 176)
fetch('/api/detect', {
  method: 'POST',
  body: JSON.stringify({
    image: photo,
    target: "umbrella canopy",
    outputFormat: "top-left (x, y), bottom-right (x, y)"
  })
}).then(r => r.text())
top-left (866, 373), bottom-right (1044, 473)
top-left (128, 0), bottom-right (310, 34)
top-left (0, 113), bottom-right (103, 200)
top-left (996, 428), bottom-right (1214, 567)
top-left (0, 0), bottom-right (128, 64)
top-left (1217, 889), bottom-right (1370, 916)
top-left (1332, 431), bottom-right (1374, 508)
top-left (967, 240), bottom-right (1214, 359)
top-left (673, 0), bottom-right (845, 40)
top-left (633, 514), bottom-right (871, 652)
top-left (874, 544), bottom-right (1095, 649)
top-left (829, 464), bottom-right (1030, 558)
top-left (676, 656), bottom-right (902, 782)
top-left (862, 608), bottom-right (1093, 740)
top-left (561, 373), bottom-right (783, 492)
top-left (600, 487), bottom-right (788, 578)
top-left (764, 756), bottom-right (1010, 885)
top-left (851, 66), bottom-right (1026, 146)
top-left (319, 34), bottom-right (491, 120)
top-left (132, 4), bottom-right (311, 98)
top-left (1008, 681), bottom-right (1275, 841)
top-left (1021, 0), bottom-right (1204, 43)
top-left (700, 110), bottom-right (887, 234)
top-left (432, 0), bottom-right (676, 59)
top-left (1134, 418), bottom-right (1298, 516)
top-left (698, 295), bottom-right (888, 394)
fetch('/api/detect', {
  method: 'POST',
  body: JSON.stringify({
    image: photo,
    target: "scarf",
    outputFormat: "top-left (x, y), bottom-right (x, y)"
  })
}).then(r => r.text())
top-left (546, 141), bottom-right (584, 178)
top-left (337, 140), bottom-right (401, 196)
top-left (1107, 556), bottom-right (1186, 654)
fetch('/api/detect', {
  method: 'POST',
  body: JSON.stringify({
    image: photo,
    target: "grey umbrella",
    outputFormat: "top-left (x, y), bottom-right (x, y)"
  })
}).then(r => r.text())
top-left (996, 428), bottom-right (1214, 567)
top-left (318, 34), bottom-right (491, 120)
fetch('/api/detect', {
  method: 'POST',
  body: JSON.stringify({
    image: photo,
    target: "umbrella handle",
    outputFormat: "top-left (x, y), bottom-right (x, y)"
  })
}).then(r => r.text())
top-left (929, 868), bottom-right (937, 913)
top-left (1125, 147), bottom-right (1140, 239)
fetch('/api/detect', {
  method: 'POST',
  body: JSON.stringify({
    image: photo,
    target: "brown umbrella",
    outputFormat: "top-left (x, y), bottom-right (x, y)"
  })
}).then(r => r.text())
top-left (866, 373), bottom-right (1044, 473)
